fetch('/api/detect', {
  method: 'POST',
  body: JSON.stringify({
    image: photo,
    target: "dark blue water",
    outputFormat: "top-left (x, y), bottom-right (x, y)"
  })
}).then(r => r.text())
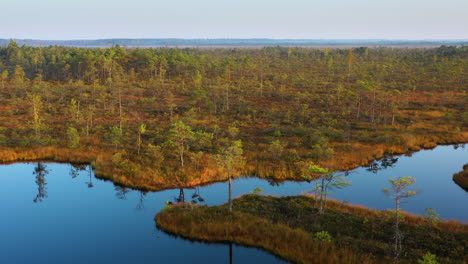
top-left (0, 144), bottom-right (466, 264)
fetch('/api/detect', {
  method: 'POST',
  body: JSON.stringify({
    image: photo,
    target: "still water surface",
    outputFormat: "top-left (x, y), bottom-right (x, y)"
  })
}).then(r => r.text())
top-left (0, 144), bottom-right (466, 263)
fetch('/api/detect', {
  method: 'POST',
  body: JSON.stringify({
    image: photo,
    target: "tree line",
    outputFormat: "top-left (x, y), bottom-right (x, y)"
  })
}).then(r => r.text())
top-left (0, 41), bottom-right (466, 183)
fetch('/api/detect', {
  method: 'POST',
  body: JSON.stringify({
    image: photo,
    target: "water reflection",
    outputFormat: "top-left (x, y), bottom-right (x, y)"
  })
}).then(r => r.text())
top-left (86, 166), bottom-right (94, 188)
top-left (136, 191), bottom-right (148, 210)
top-left (365, 156), bottom-right (399, 173)
top-left (69, 164), bottom-right (87, 179)
top-left (2, 144), bottom-right (466, 264)
top-left (453, 144), bottom-right (465, 150)
top-left (115, 186), bottom-right (131, 200)
top-left (33, 162), bottom-right (48, 203)
top-left (176, 188), bottom-right (185, 203)
top-left (191, 187), bottom-right (205, 204)
top-left (229, 243), bottom-right (233, 264)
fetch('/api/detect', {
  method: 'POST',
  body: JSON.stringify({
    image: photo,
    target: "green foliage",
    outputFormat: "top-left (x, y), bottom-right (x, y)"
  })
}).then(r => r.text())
top-left (112, 152), bottom-right (123, 166)
top-left (227, 124), bottom-right (240, 139)
top-left (109, 126), bottom-right (122, 147)
top-left (423, 208), bottom-right (441, 225)
top-left (28, 94), bottom-right (43, 137)
top-left (314, 231), bottom-right (332, 243)
top-left (383, 176), bottom-right (418, 199)
top-left (192, 130), bottom-right (213, 151)
top-left (166, 120), bottom-right (195, 167)
top-left (138, 123), bottom-right (147, 135)
top-left (68, 99), bottom-right (81, 123)
top-left (268, 139), bottom-right (286, 160)
top-left (250, 187), bottom-right (262, 195)
top-left (383, 176), bottom-right (418, 259)
top-left (66, 126), bottom-right (80, 148)
top-left (301, 161), bottom-right (350, 213)
top-left (301, 161), bottom-right (331, 180)
top-left (189, 151), bottom-right (204, 170)
top-left (143, 144), bottom-right (164, 167)
top-left (214, 140), bottom-right (245, 176)
top-left (137, 123), bottom-right (146, 155)
top-left (417, 252), bottom-right (439, 264)
top-left (111, 152), bottom-right (137, 176)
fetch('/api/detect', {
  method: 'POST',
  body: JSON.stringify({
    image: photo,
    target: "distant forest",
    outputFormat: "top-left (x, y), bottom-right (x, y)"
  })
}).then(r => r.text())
top-left (1, 38), bottom-right (467, 48)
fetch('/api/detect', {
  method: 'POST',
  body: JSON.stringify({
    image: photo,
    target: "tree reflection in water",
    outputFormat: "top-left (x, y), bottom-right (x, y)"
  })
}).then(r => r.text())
top-left (115, 186), bottom-right (131, 200)
top-left (191, 187), bottom-right (205, 204)
top-left (366, 156), bottom-right (399, 173)
top-left (229, 243), bottom-right (233, 264)
top-left (166, 187), bottom-right (207, 206)
top-left (136, 191), bottom-right (148, 210)
top-left (69, 164), bottom-right (87, 179)
top-left (33, 162), bottom-right (49, 203)
top-left (86, 166), bottom-right (94, 188)
top-left (176, 188), bottom-right (185, 203)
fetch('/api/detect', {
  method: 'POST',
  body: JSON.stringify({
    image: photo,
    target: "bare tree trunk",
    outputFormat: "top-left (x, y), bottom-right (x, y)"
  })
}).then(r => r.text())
top-left (394, 198), bottom-right (401, 259)
top-left (137, 133), bottom-right (142, 155)
top-left (179, 148), bottom-right (184, 167)
top-left (228, 173), bottom-right (233, 212)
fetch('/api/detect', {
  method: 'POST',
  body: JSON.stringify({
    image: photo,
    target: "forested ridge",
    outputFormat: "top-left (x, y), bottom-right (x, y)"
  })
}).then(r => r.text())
top-left (0, 40), bottom-right (466, 189)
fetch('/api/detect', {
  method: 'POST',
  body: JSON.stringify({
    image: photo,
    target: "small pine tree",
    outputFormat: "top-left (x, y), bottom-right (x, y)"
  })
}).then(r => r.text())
top-left (417, 252), bottom-right (439, 264)
top-left (314, 231), bottom-right (332, 243)
top-left (67, 126), bottom-right (80, 148)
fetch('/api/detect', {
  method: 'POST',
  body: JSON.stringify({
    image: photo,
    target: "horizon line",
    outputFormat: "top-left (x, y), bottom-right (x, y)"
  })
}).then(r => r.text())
top-left (2, 38), bottom-right (468, 41)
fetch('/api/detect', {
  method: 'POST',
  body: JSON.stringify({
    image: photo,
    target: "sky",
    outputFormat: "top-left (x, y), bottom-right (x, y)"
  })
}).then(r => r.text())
top-left (1, 0), bottom-right (467, 40)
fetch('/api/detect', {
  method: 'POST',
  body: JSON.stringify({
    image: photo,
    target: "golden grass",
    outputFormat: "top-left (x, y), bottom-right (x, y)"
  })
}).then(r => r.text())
top-left (156, 204), bottom-right (380, 264)
top-left (157, 195), bottom-right (468, 264)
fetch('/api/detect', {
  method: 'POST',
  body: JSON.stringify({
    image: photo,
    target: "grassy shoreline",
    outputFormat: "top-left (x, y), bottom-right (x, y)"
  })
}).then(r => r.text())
top-left (156, 202), bottom-right (379, 264)
top-left (0, 135), bottom-right (466, 191)
top-left (156, 195), bottom-right (468, 264)
top-left (453, 164), bottom-right (468, 191)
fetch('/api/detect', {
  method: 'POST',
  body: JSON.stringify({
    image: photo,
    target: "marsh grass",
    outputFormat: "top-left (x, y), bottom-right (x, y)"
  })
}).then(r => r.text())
top-left (156, 204), bottom-right (379, 264)
top-left (156, 195), bottom-right (468, 264)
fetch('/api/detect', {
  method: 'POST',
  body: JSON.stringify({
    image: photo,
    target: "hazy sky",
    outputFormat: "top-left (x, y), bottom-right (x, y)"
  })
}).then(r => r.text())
top-left (1, 0), bottom-right (467, 40)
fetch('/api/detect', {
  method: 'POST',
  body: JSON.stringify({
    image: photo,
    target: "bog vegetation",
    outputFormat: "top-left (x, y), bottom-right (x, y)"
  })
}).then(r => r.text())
top-left (453, 164), bottom-right (468, 191)
top-left (156, 195), bottom-right (468, 264)
top-left (0, 41), bottom-right (466, 189)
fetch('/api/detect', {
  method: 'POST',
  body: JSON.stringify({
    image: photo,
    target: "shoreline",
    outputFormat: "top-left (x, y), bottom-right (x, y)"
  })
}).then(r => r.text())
top-left (0, 140), bottom-right (466, 192)
top-left (156, 195), bottom-right (468, 264)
